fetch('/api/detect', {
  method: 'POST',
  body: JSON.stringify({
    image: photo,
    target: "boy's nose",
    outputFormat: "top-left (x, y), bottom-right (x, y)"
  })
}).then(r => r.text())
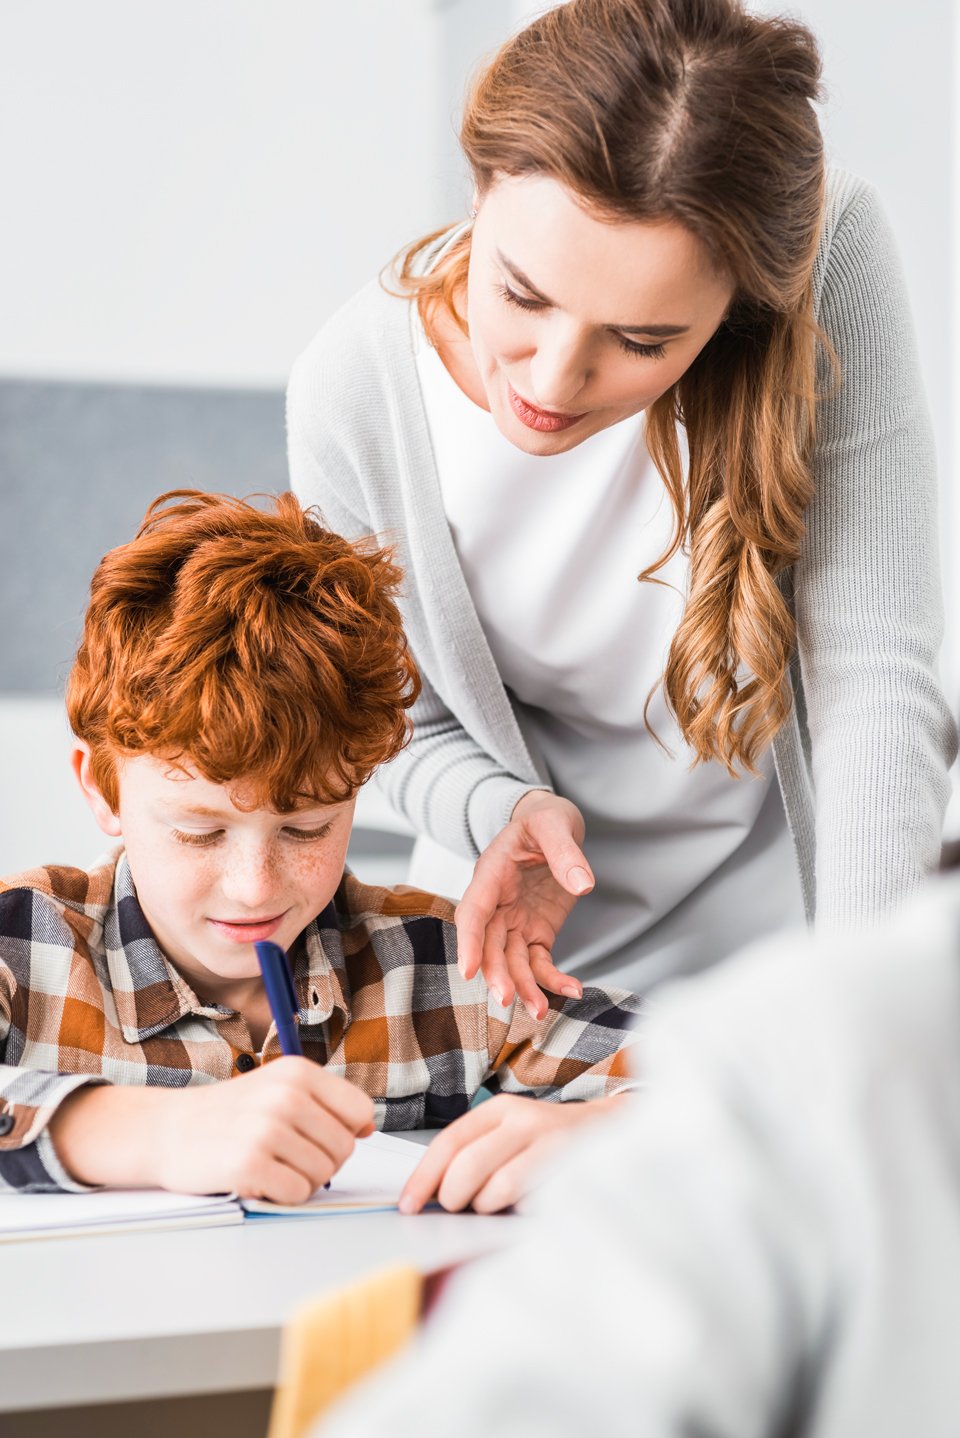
top-left (219, 849), bottom-right (280, 909)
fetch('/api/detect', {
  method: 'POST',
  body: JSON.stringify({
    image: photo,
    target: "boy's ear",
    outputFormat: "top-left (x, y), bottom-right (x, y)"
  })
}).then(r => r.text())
top-left (71, 743), bottom-right (123, 838)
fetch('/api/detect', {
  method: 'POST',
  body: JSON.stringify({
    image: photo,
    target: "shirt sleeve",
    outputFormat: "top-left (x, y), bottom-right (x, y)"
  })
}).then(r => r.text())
top-left (0, 972), bottom-right (109, 1194)
top-left (483, 984), bottom-right (643, 1101)
top-left (798, 182), bottom-right (957, 927)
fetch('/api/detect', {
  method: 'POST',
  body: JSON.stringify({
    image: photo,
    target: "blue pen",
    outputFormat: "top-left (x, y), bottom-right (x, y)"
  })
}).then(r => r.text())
top-left (254, 940), bottom-right (332, 1191)
top-left (254, 940), bottom-right (303, 1056)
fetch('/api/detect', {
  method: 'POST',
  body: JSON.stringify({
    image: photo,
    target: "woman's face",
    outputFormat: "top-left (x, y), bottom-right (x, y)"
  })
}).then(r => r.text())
top-left (464, 174), bottom-right (736, 455)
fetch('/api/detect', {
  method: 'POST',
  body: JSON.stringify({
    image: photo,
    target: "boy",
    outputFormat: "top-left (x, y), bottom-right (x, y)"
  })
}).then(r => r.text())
top-left (0, 491), bottom-right (639, 1209)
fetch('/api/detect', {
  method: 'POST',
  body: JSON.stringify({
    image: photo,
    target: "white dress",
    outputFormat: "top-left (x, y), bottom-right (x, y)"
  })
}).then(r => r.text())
top-left (412, 319), bottom-right (805, 990)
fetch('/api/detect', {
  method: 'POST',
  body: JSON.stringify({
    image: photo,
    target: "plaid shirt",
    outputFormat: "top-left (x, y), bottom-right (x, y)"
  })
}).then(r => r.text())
top-left (0, 849), bottom-right (641, 1193)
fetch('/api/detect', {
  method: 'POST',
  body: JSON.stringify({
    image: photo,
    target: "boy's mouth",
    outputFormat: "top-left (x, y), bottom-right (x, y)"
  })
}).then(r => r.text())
top-left (208, 912), bottom-right (287, 944)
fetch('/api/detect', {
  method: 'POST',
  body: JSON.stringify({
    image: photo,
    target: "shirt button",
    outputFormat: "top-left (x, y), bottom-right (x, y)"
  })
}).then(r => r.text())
top-left (235, 1053), bottom-right (256, 1074)
top-left (0, 1113), bottom-right (14, 1137)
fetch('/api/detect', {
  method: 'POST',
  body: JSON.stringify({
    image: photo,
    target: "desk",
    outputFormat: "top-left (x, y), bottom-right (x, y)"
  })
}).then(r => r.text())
top-left (0, 1132), bottom-right (519, 1426)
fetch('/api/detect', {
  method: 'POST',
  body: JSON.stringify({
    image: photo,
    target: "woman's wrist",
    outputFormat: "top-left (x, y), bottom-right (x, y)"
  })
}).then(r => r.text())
top-left (510, 788), bottom-right (555, 822)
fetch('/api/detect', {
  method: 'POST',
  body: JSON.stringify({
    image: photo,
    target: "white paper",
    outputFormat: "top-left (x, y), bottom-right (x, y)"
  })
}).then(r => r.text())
top-left (0, 1186), bottom-right (242, 1242)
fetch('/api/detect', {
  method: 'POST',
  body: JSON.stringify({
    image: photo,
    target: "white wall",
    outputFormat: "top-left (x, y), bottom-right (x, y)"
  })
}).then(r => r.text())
top-left (0, 0), bottom-right (512, 389)
top-left (2, 0), bottom-right (957, 864)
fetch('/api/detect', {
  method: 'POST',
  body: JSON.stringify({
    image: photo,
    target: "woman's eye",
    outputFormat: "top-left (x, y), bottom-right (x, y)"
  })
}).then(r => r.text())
top-left (172, 829), bottom-right (222, 847)
top-left (615, 336), bottom-right (667, 359)
top-left (499, 280), bottom-right (666, 360)
top-left (283, 823), bottom-right (333, 843)
top-left (497, 283), bottom-right (545, 313)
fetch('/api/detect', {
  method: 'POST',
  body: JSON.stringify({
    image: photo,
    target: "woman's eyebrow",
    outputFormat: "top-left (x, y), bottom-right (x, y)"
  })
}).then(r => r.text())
top-left (496, 250), bottom-right (690, 337)
top-left (497, 250), bottom-right (553, 303)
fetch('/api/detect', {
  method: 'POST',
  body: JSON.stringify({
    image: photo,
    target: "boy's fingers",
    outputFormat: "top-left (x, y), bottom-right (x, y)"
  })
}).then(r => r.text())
top-left (433, 1122), bottom-right (532, 1214)
top-left (529, 946), bottom-right (582, 1001)
top-left (288, 1099), bottom-right (357, 1171)
top-left (398, 1103), bottom-right (503, 1214)
top-left (241, 1155), bottom-right (314, 1206)
top-left (471, 1144), bottom-right (547, 1215)
top-left (301, 1065), bottom-right (375, 1134)
top-left (268, 1126), bottom-right (342, 1197)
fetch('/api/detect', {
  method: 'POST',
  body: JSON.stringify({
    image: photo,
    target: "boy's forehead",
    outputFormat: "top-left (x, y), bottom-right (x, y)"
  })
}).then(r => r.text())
top-left (118, 754), bottom-right (345, 817)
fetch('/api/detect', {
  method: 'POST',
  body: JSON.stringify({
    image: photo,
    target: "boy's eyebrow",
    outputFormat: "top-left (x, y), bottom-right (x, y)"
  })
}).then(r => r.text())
top-left (496, 250), bottom-right (691, 337)
top-left (158, 800), bottom-right (340, 820)
top-left (158, 802), bottom-right (232, 820)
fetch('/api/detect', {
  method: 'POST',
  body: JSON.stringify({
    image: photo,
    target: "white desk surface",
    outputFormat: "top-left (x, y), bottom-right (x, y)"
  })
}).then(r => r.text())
top-left (0, 1132), bottom-right (520, 1414)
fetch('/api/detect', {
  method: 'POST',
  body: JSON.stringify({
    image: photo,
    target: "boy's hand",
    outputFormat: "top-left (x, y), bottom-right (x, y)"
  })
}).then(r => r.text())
top-left (155, 1058), bottom-right (375, 1202)
top-left (398, 1094), bottom-right (606, 1216)
top-left (50, 1058), bottom-right (375, 1204)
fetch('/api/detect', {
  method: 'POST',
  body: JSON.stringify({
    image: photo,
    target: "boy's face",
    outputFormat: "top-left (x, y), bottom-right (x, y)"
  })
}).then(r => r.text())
top-left (75, 750), bottom-right (355, 986)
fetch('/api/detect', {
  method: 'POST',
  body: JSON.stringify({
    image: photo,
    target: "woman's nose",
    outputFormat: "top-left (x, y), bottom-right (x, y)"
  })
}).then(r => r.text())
top-left (528, 329), bottom-right (591, 410)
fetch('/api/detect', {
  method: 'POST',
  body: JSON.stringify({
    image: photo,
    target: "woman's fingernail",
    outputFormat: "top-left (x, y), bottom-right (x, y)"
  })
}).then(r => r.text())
top-left (561, 983), bottom-right (581, 999)
top-left (568, 866), bottom-right (592, 894)
top-left (525, 1000), bottom-right (542, 1021)
top-left (398, 1195), bottom-right (417, 1215)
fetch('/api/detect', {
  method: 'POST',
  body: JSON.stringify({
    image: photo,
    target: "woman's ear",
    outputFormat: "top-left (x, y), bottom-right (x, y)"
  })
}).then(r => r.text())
top-left (71, 743), bottom-right (123, 837)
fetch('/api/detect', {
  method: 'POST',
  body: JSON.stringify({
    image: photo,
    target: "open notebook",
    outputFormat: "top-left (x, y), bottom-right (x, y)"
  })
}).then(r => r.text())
top-left (0, 1131), bottom-right (427, 1241)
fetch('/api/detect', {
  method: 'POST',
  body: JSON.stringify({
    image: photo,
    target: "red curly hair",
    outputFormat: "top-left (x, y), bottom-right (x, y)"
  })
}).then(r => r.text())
top-left (66, 490), bottom-right (421, 812)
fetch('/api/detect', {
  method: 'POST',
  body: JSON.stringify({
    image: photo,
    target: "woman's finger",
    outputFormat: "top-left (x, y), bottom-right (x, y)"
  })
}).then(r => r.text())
top-left (524, 806), bottom-right (595, 897)
top-left (504, 929), bottom-right (548, 1021)
top-left (455, 861), bottom-right (506, 980)
top-left (529, 944), bottom-right (582, 1001)
top-left (479, 910), bottom-right (514, 1008)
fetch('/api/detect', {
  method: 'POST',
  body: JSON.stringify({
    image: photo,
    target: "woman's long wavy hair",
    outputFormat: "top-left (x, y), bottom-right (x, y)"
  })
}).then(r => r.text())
top-left (395, 0), bottom-right (827, 774)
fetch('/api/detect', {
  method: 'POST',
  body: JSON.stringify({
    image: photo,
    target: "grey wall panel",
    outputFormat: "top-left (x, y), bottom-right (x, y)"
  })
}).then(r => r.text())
top-left (0, 380), bottom-right (287, 694)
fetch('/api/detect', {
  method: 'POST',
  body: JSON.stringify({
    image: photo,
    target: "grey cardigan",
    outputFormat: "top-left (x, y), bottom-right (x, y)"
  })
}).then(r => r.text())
top-left (287, 168), bottom-right (956, 930)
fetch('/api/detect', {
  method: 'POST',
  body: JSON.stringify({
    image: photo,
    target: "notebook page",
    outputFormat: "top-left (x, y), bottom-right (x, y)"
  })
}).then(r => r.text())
top-left (0, 1187), bottom-right (242, 1241)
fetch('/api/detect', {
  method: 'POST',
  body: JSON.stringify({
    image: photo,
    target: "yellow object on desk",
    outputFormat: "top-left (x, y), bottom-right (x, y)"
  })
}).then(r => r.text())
top-left (267, 1264), bottom-right (422, 1438)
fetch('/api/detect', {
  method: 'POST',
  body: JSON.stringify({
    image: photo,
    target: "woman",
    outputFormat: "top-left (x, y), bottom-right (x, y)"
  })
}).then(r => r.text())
top-left (288, 0), bottom-right (955, 1012)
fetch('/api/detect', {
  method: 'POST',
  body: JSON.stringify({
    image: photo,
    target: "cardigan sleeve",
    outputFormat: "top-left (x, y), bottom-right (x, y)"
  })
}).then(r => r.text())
top-left (286, 348), bottom-right (546, 859)
top-left (795, 184), bottom-right (956, 929)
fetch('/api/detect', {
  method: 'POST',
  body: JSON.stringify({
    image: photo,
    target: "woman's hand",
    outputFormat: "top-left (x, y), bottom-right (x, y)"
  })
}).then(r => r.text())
top-left (398, 1093), bottom-right (607, 1215)
top-left (455, 791), bottom-right (593, 1019)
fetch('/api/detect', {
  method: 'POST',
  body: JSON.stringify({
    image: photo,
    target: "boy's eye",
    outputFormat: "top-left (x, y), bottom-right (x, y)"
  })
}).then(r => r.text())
top-left (171, 829), bottom-right (223, 847)
top-left (283, 823), bottom-right (333, 843)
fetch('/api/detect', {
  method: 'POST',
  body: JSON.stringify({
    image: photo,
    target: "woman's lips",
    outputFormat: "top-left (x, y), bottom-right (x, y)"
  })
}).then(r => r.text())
top-left (507, 383), bottom-right (586, 433)
top-left (208, 914), bottom-right (286, 944)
